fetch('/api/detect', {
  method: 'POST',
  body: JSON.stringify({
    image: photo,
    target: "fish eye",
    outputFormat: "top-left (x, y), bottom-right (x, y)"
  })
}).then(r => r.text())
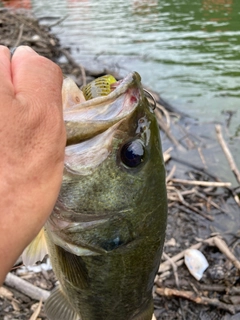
top-left (120, 140), bottom-right (145, 168)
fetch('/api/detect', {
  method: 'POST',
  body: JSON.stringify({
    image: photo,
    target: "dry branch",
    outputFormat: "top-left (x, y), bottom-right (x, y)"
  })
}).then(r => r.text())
top-left (155, 109), bottom-right (182, 148)
top-left (4, 272), bottom-right (50, 302)
top-left (166, 165), bottom-right (176, 183)
top-left (215, 124), bottom-right (240, 185)
top-left (212, 236), bottom-right (240, 271)
top-left (155, 287), bottom-right (236, 314)
top-left (170, 178), bottom-right (231, 188)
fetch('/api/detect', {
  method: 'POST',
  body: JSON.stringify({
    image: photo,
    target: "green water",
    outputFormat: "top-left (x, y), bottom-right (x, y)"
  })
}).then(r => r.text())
top-left (1, 0), bottom-right (240, 135)
top-left (32, 0), bottom-right (240, 134)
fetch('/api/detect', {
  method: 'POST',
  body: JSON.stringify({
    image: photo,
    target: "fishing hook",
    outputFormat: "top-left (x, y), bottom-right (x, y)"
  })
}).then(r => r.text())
top-left (143, 88), bottom-right (157, 110)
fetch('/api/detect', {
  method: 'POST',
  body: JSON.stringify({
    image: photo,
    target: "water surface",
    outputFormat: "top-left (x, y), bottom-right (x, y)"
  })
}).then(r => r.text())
top-left (1, 0), bottom-right (240, 135)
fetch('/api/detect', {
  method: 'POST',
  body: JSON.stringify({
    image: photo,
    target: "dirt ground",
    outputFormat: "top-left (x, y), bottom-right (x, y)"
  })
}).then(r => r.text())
top-left (0, 9), bottom-right (240, 320)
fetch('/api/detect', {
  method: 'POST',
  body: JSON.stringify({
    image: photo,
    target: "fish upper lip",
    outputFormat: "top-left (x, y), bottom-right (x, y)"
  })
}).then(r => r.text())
top-left (66, 72), bottom-right (142, 111)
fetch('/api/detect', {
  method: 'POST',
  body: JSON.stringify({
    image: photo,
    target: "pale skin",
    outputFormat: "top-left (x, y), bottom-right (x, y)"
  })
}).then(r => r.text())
top-left (0, 46), bottom-right (66, 284)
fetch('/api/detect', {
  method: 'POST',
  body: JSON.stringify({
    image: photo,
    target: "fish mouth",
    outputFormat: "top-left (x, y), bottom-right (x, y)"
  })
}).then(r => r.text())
top-left (63, 72), bottom-right (144, 145)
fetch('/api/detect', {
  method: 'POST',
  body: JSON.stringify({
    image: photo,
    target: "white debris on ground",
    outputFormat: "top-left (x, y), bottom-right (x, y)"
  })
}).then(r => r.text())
top-left (16, 258), bottom-right (52, 275)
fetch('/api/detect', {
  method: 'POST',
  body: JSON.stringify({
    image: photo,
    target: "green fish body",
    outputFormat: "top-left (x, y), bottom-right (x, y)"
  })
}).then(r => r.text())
top-left (24, 72), bottom-right (167, 320)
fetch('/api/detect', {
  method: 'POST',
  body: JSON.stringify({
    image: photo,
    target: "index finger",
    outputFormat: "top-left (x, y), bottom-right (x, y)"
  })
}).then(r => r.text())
top-left (0, 46), bottom-right (14, 97)
top-left (11, 46), bottom-right (63, 109)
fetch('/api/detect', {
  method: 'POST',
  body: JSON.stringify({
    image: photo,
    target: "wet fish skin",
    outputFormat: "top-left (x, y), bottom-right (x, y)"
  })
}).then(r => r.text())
top-left (44, 72), bottom-right (168, 320)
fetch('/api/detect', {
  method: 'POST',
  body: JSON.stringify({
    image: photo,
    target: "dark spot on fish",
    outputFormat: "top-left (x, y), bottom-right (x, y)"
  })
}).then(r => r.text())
top-left (120, 140), bottom-right (145, 168)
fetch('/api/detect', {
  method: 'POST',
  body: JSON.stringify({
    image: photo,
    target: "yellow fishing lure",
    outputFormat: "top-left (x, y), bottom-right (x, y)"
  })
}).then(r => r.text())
top-left (82, 74), bottom-right (117, 100)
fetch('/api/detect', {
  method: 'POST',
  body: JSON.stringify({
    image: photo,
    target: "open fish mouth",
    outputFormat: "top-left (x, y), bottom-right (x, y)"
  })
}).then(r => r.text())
top-left (63, 72), bottom-right (144, 145)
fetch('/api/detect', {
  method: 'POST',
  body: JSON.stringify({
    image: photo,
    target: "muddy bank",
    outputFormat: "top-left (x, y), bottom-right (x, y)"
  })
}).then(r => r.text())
top-left (0, 9), bottom-right (240, 320)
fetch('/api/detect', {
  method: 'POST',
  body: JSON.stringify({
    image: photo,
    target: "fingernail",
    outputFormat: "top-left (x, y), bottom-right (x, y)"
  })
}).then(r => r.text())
top-left (15, 46), bottom-right (38, 55)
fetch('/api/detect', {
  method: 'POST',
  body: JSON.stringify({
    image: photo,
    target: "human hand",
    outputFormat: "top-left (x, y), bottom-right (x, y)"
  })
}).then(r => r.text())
top-left (0, 46), bottom-right (66, 283)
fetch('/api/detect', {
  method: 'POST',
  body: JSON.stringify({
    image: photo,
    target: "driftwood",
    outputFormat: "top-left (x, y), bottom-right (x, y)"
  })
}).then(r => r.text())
top-left (4, 272), bottom-right (50, 302)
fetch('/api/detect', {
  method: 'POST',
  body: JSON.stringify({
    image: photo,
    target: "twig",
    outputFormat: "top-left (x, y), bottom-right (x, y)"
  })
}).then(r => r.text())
top-left (48, 15), bottom-right (68, 27)
top-left (14, 23), bottom-right (24, 47)
top-left (176, 189), bottom-right (214, 221)
top-left (162, 252), bottom-right (179, 287)
top-left (195, 191), bottom-right (228, 213)
top-left (4, 272), bottom-right (50, 302)
top-left (215, 124), bottom-right (240, 185)
top-left (230, 287), bottom-right (240, 295)
top-left (155, 110), bottom-right (183, 149)
top-left (198, 147), bottom-right (207, 168)
top-left (179, 189), bottom-right (196, 196)
top-left (155, 102), bottom-right (171, 128)
top-left (171, 178), bottom-right (231, 188)
top-left (234, 193), bottom-right (240, 206)
top-left (155, 287), bottom-right (236, 314)
top-left (166, 165), bottom-right (176, 183)
top-left (162, 251), bottom-right (187, 318)
top-left (212, 236), bottom-right (240, 271)
top-left (199, 284), bottom-right (240, 294)
top-left (163, 150), bottom-right (171, 163)
top-left (157, 259), bottom-right (184, 281)
top-left (59, 48), bottom-right (87, 86)
top-left (29, 299), bottom-right (42, 320)
top-left (159, 241), bottom-right (203, 273)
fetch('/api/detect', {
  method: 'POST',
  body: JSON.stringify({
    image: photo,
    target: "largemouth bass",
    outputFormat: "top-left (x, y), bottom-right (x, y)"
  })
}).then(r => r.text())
top-left (23, 72), bottom-right (167, 320)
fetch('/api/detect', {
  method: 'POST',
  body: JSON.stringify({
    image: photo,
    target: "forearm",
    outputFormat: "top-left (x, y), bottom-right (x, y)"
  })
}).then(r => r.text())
top-left (0, 175), bottom-right (62, 284)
